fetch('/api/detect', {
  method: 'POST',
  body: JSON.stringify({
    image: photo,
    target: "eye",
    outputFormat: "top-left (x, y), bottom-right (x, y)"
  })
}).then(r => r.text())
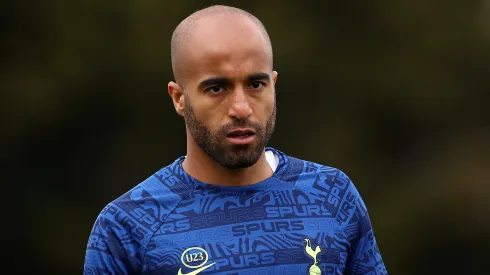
top-left (248, 81), bottom-right (265, 90)
top-left (206, 86), bottom-right (225, 94)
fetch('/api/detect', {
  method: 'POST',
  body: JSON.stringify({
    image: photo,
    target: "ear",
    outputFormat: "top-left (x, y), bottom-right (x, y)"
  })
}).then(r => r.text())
top-left (168, 81), bottom-right (185, 116)
top-left (272, 71), bottom-right (278, 85)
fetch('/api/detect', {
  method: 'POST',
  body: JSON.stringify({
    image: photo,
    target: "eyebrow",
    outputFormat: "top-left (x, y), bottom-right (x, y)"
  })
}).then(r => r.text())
top-left (198, 77), bottom-right (231, 91)
top-left (248, 72), bottom-right (271, 82)
top-left (197, 72), bottom-right (271, 90)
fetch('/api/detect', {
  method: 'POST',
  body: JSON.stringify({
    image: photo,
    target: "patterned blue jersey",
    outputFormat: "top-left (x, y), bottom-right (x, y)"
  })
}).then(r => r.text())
top-left (84, 148), bottom-right (386, 275)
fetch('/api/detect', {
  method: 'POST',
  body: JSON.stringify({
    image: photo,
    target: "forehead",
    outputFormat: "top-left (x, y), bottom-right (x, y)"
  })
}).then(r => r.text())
top-left (183, 15), bottom-right (272, 81)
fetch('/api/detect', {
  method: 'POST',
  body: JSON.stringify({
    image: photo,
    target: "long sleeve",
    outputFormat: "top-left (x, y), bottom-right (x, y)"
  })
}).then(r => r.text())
top-left (84, 204), bottom-right (142, 275)
top-left (83, 173), bottom-right (189, 275)
top-left (343, 182), bottom-right (387, 275)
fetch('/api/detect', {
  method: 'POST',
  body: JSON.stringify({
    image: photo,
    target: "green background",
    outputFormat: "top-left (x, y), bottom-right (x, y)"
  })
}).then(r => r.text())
top-left (2, 0), bottom-right (489, 274)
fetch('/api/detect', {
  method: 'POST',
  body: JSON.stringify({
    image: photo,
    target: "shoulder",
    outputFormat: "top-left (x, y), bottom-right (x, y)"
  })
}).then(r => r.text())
top-left (273, 148), bottom-right (355, 190)
top-left (299, 159), bottom-right (370, 230)
top-left (278, 150), bottom-right (356, 191)
top-left (279, 152), bottom-right (365, 221)
top-left (299, 158), bottom-right (359, 199)
top-left (89, 159), bottom-right (194, 254)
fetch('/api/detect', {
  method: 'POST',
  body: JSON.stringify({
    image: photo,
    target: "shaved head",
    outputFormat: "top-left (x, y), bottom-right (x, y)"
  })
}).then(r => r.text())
top-left (170, 5), bottom-right (273, 87)
top-left (167, 5), bottom-right (278, 170)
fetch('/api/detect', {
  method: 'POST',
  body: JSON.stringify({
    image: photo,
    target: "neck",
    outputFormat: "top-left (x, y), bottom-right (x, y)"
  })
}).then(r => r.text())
top-left (182, 134), bottom-right (273, 186)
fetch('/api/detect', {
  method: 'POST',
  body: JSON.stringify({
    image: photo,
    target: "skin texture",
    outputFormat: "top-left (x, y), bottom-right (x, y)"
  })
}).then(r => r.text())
top-left (168, 6), bottom-right (278, 186)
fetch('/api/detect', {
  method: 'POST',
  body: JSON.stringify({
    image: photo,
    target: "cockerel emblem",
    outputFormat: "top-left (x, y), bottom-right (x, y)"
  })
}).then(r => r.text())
top-left (304, 238), bottom-right (322, 275)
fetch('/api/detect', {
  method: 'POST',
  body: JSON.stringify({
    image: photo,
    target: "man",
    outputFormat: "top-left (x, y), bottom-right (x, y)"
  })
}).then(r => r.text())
top-left (84, 5), bottom-right (387, 275)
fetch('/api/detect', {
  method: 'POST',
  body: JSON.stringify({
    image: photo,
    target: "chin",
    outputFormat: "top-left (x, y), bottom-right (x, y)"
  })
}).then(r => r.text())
top-left (220, 147), bottom-right (263, 169)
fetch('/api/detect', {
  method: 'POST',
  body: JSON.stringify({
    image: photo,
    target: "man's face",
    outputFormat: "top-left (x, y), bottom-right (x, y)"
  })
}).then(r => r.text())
top-left (184, 93), bottom-right (275, 169)
top-left (179, 16), bottom-right (277, 169)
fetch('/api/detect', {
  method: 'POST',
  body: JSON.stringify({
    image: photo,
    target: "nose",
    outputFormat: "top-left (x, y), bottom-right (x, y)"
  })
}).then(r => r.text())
top-left (227, 87), bottom-right (252, 120)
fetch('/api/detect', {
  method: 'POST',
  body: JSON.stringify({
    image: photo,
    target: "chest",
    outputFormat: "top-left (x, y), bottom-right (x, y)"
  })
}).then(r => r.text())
top-left (142, 190), bottom-right (351, 275)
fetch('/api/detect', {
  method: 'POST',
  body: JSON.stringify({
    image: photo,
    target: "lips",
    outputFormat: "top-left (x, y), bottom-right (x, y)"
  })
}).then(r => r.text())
top-left (226, 128), bottom-right (256, 145)
top-left (227, 128), bottom-right (255, 138)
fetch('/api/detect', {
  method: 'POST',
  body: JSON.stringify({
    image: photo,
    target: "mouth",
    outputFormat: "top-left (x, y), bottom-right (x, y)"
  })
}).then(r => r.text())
top-left (226, 128), bottom-right (256, 145)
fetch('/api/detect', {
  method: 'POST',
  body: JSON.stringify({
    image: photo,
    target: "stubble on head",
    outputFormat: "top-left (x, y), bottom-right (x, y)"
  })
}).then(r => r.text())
top-left (170, 5), bottom-right (273, 88)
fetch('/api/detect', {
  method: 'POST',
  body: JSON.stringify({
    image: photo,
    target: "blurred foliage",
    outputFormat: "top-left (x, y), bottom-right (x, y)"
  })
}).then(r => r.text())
top-left (2, 0), bottom-right (489, 274)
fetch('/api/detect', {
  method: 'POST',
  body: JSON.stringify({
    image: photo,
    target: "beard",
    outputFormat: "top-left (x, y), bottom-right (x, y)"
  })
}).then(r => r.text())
top-left (184, 94), bottom-right (276, 169)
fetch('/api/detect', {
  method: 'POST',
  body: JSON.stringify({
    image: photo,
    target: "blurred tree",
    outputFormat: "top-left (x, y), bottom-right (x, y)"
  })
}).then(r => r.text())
top-left (2, 0), bottom-right (489, 274)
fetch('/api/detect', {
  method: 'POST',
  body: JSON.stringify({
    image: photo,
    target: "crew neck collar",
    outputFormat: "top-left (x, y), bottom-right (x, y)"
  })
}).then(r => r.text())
top-left (173, 147), bottom-right (290, 192)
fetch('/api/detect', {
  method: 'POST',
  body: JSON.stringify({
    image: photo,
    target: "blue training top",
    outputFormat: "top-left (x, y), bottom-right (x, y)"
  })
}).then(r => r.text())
top-left (84, 148), bottom-right (387, 275)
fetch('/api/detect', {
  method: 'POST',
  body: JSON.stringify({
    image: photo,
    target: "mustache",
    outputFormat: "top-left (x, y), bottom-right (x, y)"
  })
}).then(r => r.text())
top-left (218, 119), bottom-right (263, 134)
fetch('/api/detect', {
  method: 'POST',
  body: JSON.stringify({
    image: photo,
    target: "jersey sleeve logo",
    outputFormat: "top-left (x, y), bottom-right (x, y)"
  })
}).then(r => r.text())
top-left (177, 247), bottom-right (216, 275)
top-left (304, 238), bottom-right (322, 275)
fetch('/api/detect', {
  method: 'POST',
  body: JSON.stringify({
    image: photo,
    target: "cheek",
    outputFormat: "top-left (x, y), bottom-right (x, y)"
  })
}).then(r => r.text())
top-left (256, 95), bottom-right (275, 121)
top-left (192, 103), bottom-right (223, 133)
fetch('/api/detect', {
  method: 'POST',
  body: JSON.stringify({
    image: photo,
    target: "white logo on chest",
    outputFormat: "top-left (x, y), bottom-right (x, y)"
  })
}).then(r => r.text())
top-left (177, 247), bottom-right (216, 275)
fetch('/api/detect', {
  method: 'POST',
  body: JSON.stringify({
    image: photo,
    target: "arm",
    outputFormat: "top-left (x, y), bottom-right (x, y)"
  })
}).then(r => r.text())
top-left (84, 205), bottom-right (140, 275)
top-left (343, 178), bottom-right (387, 274)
